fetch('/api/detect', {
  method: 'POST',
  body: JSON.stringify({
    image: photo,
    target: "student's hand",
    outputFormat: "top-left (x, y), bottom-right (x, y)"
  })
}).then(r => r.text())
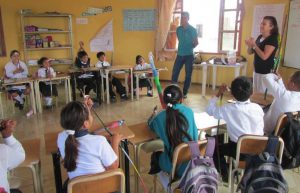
top-left (83, 96), bottom-right (94, 109)
top-left (110, 133), bottom-right (123, 146)
top-left (216, 84), bottom-right (228, 97)
top-left (79, 41), bottom-right (84, 48)
top-left (0, 119), bottom-right (17, 138)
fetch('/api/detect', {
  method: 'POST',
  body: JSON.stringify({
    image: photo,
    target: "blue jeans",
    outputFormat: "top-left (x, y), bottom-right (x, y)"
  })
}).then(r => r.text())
top-left (171, 55), bottom-right (194, 95)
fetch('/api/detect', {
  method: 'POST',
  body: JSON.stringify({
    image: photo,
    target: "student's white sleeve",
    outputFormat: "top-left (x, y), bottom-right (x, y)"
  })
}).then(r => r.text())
top-left (3, 135), bottom-right (25, 170)
top-left (263, 74), bottom-right (285, 98)
top-left (95, 62), bottom-right (101, 68)
top-left (134, 65), bottom-right (142, 70)
top-left (99, 139), bottom-right (118, 167)
top-left (206, 97), bottom-right (224, 120)
top-left (21, 62), bottom-right (29, 77)
top-left (5, 65), bottom-right (14, 78)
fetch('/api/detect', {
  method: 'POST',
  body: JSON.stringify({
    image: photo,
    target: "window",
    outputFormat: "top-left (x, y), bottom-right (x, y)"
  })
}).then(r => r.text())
top-left (167, 0), bottom-right (243, 54)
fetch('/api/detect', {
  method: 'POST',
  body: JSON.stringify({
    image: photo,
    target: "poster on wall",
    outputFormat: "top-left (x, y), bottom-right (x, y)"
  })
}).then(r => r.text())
top-left (123, 9), bottom-right (156, 31)
top-left (90, 20), bottom-right (114, 52)
top-left (82, 6), bottom-right (112, 16)
top-left (251, 4), bottom-right (285, 38)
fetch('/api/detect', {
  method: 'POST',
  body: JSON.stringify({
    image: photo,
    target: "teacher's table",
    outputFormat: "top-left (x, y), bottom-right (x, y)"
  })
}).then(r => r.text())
top-left (1, 78), bottom-right (37, 114)
top-left (193, 62), bottom-right (247, 97)
top-left (44, 123), bottom-right (135, 193)
top-left (34, 74), bottom-right (72, 113)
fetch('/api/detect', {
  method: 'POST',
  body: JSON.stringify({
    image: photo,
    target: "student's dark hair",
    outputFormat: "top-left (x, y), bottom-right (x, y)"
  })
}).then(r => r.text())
top-left (10, 50), bottom-right (20, 57)
top-left (37, 57), bottom-right (48, 66)
top-left (163, 85), bottom-right (192, 149)
top-left (96, 51), bottom-right (105, 59)
top-left (231, 76), bottom-right (253, 102)
top-left (264, 16), bottom-right (279, 36)
top-left (291, 71), bottom-right (300, 90)
top-left (60, 101), bottom-right (89, 172)
top-left (77, 51), bottom-right (88, 59)
top-left (182, 11), bottom-right (190, 19)
top-left (136, 55), bottom-right (143, 64)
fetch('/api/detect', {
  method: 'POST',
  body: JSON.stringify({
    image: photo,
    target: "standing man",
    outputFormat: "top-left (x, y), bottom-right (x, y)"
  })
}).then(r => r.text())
top-left (171, 12), bottom-right (198, 98)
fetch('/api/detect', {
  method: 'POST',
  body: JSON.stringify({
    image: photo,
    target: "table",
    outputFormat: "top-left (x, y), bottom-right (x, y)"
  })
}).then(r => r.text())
top-left (44, 123), bottom-right (135, 193)
top-left (250, 92), bottom-right (274, 107)
top-left (102, 66), bottom-right (133, 104)
top-left (2, 78), bottom-right (37, 114)
top-left (133, 68), bottom-right (167, 100)
top-left (193, 62), bottom-right (247, 96)
top-left (34, 74), bottom-right (72, 113)
top-left (68, 67), bottom-right (102, 103)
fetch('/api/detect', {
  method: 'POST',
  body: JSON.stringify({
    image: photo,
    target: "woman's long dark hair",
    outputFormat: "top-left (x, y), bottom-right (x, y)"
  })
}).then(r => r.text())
top-left (264, 16), bottom-right (279, 36)
top-left (163, 85), bottom-right (192, 149)
top-left (60, 101), bottom-right (89, 172)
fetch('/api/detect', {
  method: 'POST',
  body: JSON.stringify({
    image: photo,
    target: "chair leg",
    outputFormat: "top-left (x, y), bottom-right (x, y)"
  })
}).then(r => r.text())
top-left (29, 165), bottom-right (39, 193)
top-left (228, 157), bottom-right (232, 189)
top-left (230, 169), bottom-right (237, 193)
top-left (153, 175), bottom-right (157, 193)
top-left (134, 144), bottom-right (140, 193)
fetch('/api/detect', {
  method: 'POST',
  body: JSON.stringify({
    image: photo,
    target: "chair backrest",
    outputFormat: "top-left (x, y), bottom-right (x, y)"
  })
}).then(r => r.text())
top-left (20, 138), bottom-right (41, 166)
top-left (67, 168), bottom-right (125, 193)
top-left (274, 112), bottom-right (299, 136)
top-left (235, 135), bottom-right (284, 169)
top-left (171, 140), bottom-right (207, 179)
top-left (44, 131), bottom-right (59, 155)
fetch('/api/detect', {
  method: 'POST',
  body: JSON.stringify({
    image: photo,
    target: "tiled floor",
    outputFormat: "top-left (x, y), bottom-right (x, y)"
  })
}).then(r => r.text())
top-left (1, 81), bottom-right (300, 193)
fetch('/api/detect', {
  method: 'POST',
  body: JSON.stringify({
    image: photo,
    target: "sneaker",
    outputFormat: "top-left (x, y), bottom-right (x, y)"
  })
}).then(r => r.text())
top-left (121, 94), bottom-right (129, 100)
top-left (18, 104), bottom-right (24, 110)
top-left (15, 101), bottom-right (20, 108)
top-left (147, 90), bottom-right (153, 97)
top-left (110, 95), bottom-right (116, 102)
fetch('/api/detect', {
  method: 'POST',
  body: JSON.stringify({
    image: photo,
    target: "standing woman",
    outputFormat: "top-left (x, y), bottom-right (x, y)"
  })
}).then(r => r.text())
top-left (245, 16), bottom-right (279, 93)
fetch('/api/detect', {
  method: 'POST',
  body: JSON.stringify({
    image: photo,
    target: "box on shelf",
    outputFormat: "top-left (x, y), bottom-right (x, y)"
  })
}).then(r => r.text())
top-left (24, 25), bottom-right (38, 32)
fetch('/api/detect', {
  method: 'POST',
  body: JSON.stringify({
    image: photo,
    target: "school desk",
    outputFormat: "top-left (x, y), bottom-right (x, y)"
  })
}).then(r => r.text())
top-left (101, 66), bottom-right (133, 104)
top-left (128, 112), bottom-right (226, 193)
top-left (44, 123), bottom-right (135, 193)
top-left (250, 92), bottom-right (274, 107)
top-left (133, 67), bottom-right (168, 100)
top-left (193, 62), bottom-right (247, 97)
top-left (1, 77), bottom-right (37, 114)
top-left (34, 74), bottom-right (72, 113)
top-left (68, 67), bottom-right (102, 103)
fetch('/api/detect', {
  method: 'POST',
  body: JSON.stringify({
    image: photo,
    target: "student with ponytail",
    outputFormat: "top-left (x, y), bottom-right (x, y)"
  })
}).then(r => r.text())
top-left (148, 84), bottom-right (198, 177)
top-left (57, 98), bottom-right (122, 181)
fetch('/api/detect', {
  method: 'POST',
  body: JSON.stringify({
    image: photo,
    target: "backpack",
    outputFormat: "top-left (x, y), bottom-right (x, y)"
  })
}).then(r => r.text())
top-left (279, 112), bottom-right (300, 169)
top-left (176, 137), bottom-right (218, 193)
top-left (237, 136), bottom-right (288, 193)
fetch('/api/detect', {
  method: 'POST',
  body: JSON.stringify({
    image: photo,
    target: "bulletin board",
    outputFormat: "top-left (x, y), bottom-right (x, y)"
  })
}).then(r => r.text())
top-left (123, 9), bottom-right (156, 31)
top-left (0, 7), bottom-right (6, 57)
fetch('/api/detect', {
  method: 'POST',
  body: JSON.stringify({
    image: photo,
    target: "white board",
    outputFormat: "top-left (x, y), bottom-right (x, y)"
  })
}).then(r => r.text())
top-left (284, 0), bottom-right (300, 69)
top-left (251, 4), bottom-right (285, 38)
top-left (90, 20), bottom-right (114, 52)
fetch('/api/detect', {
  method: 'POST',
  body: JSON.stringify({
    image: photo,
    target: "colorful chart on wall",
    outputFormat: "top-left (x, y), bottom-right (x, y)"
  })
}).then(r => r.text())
top-left (90, 20), bottom-right (114, 52)
top-left (123, 9), bottom-right (156, 31)
top-left (82, 6), bottom-right (112, 16)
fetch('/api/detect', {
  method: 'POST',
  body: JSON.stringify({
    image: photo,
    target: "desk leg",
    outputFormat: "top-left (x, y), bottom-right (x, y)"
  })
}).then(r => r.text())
top-left (35, 81), bottom-right (42, 114)
top-left (106, 70), bottom-right (110, 104)
top-left (0, 92), bottom-right (3, 118)
top-left (202, 65), bottom-right (207, 96)
top-left (64, 79), bottom-right (68, 104)
top-left (71, 74), bottom-right (77, 101)
top-left (30, 82), bottom-right (37, 114)
top-left (67, 78), bottom-right (72, 102)
top-left (122, 139), bottom-right (130, 193)
top-left (96, 71), bottom-right (102, 104)
top-left (241, 62), bottom-right (247, 76)
top-left (136, 75), bottom-right (139, 100)
top-left (52, 152), bottom-right (62, 193)
top-left (101, 72), bottom-right (104, 102)
top-left (212, 65), bottom-right (217, 90)
top-left (130, 69), bottom-right (133, 101)
top-left (125, 73), bottom-right (129, 97)
top-left (234, 66), bottom-right (240, 78)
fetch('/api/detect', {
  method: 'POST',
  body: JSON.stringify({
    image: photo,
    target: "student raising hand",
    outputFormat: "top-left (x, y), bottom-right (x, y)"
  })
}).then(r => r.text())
top-left (83, 95), bottom-right (94, 109)
top-left (0, 119), bottom-right (17, 138)
top-left (216, 84), bottom-right (229, 97)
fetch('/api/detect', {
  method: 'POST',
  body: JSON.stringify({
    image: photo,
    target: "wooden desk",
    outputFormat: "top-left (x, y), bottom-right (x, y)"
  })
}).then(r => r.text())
top-left (250, 92), bottom-right (274, 107)
top-left (68, 67), bottom-right (102, 103)
top-left (133, 68), bottom-right (167, 100)
top-left (34, 74), bottom-right (72, 113)
top-left (102, 66), bottom-right (133, 104)
top-left (44, 123), bottom-right (135, 193)
top-left (2, 78), bottom-right (37, 114)
top-left (193, 62), bottom-right (247, 97)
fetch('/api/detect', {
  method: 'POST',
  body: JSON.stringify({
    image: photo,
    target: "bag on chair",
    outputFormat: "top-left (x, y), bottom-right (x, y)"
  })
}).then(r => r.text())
top-left (237, 136), bottom-right (288, 193)
top-left (279, 112), bottom-right (300, 169)
top-left (176, 137), bottom-right (218, 193)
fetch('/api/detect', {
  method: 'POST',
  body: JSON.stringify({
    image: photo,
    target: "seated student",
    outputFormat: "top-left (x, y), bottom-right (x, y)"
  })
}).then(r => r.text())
top-left (37, 57), bottom-right (58, 109)
top-left (95, 51), bottom-right (128, 101)
top-left (206, 76), bottom-right (264, 181)
top-left (4, 50), bottom-right (30, 110)
top-left (57, 98), bottom-right (122, 184)
top-left (133, 55), bottom-right (153, 97)
top-left (0, 119), bottom-right (25, 193)
top-left (263, 71), bottom-right (300, 135)
top-left (148, 85), bottom-right (198, 177)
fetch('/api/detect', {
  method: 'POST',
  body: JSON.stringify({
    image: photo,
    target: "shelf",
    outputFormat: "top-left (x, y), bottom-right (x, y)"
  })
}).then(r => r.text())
top-left (25, 31), bottom-right (71, 34)
top-left (22, 13), bottom-right (71, 17)
top-left (25, 47), bottom-right (72, 51)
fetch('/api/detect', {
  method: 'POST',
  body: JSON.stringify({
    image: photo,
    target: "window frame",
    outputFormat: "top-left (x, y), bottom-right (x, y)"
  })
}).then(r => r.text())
top-left (0, 6), bottom-right (7, 57)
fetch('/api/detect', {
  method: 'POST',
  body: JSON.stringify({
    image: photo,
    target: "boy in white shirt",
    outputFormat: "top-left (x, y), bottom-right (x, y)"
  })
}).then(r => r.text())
top-left (263, 71), bottom-right (300, 135)
top-left (95, 52), bottom-right (128, 101)
top-left (206, 76), bottom-right (264, 182)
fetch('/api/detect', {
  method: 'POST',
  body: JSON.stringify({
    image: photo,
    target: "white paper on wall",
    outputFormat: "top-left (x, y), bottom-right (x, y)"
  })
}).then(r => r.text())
top-left (76, 18), bottom-right (88, 25)
top-left (251, 4), bottom-right (285, 38)
top-left (90, 20), bottom-right (114, 52)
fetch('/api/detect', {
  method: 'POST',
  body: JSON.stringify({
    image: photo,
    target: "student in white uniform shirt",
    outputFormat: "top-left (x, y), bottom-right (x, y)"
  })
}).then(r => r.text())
top-left (206, 76), bottom-right (264, 182)
top-left (57, 98), bottom-right (122, 191)
top-left (263, 71), bottom-right (300, 135)
top-left (95, 51), bottom-right (128, 101)
top-left (0, 119), bottom-right (25, 193)
top-left (37, 57), bottom-right (58, 109)
top-left (4, 50), bottom-right (30, 110)
top-left (133, 55), bottom-right (153, 97)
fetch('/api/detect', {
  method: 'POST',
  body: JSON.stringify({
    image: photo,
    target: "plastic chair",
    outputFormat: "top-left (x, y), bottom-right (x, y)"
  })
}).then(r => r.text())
top-left (67, 168), bottom-right (125, 193)
top-left (228, 135), bottom-right (284, 193)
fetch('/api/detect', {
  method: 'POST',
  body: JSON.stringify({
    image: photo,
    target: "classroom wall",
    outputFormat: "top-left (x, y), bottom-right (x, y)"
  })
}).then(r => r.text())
top-left (0, 0), bottom-right (156, 74)
top-left (0, 0), bottom-right (297, 84)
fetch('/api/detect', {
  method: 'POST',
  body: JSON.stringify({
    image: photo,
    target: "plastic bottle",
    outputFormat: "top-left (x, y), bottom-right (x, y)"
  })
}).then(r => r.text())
top-left (108, 120), bottom-right (125, 129)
